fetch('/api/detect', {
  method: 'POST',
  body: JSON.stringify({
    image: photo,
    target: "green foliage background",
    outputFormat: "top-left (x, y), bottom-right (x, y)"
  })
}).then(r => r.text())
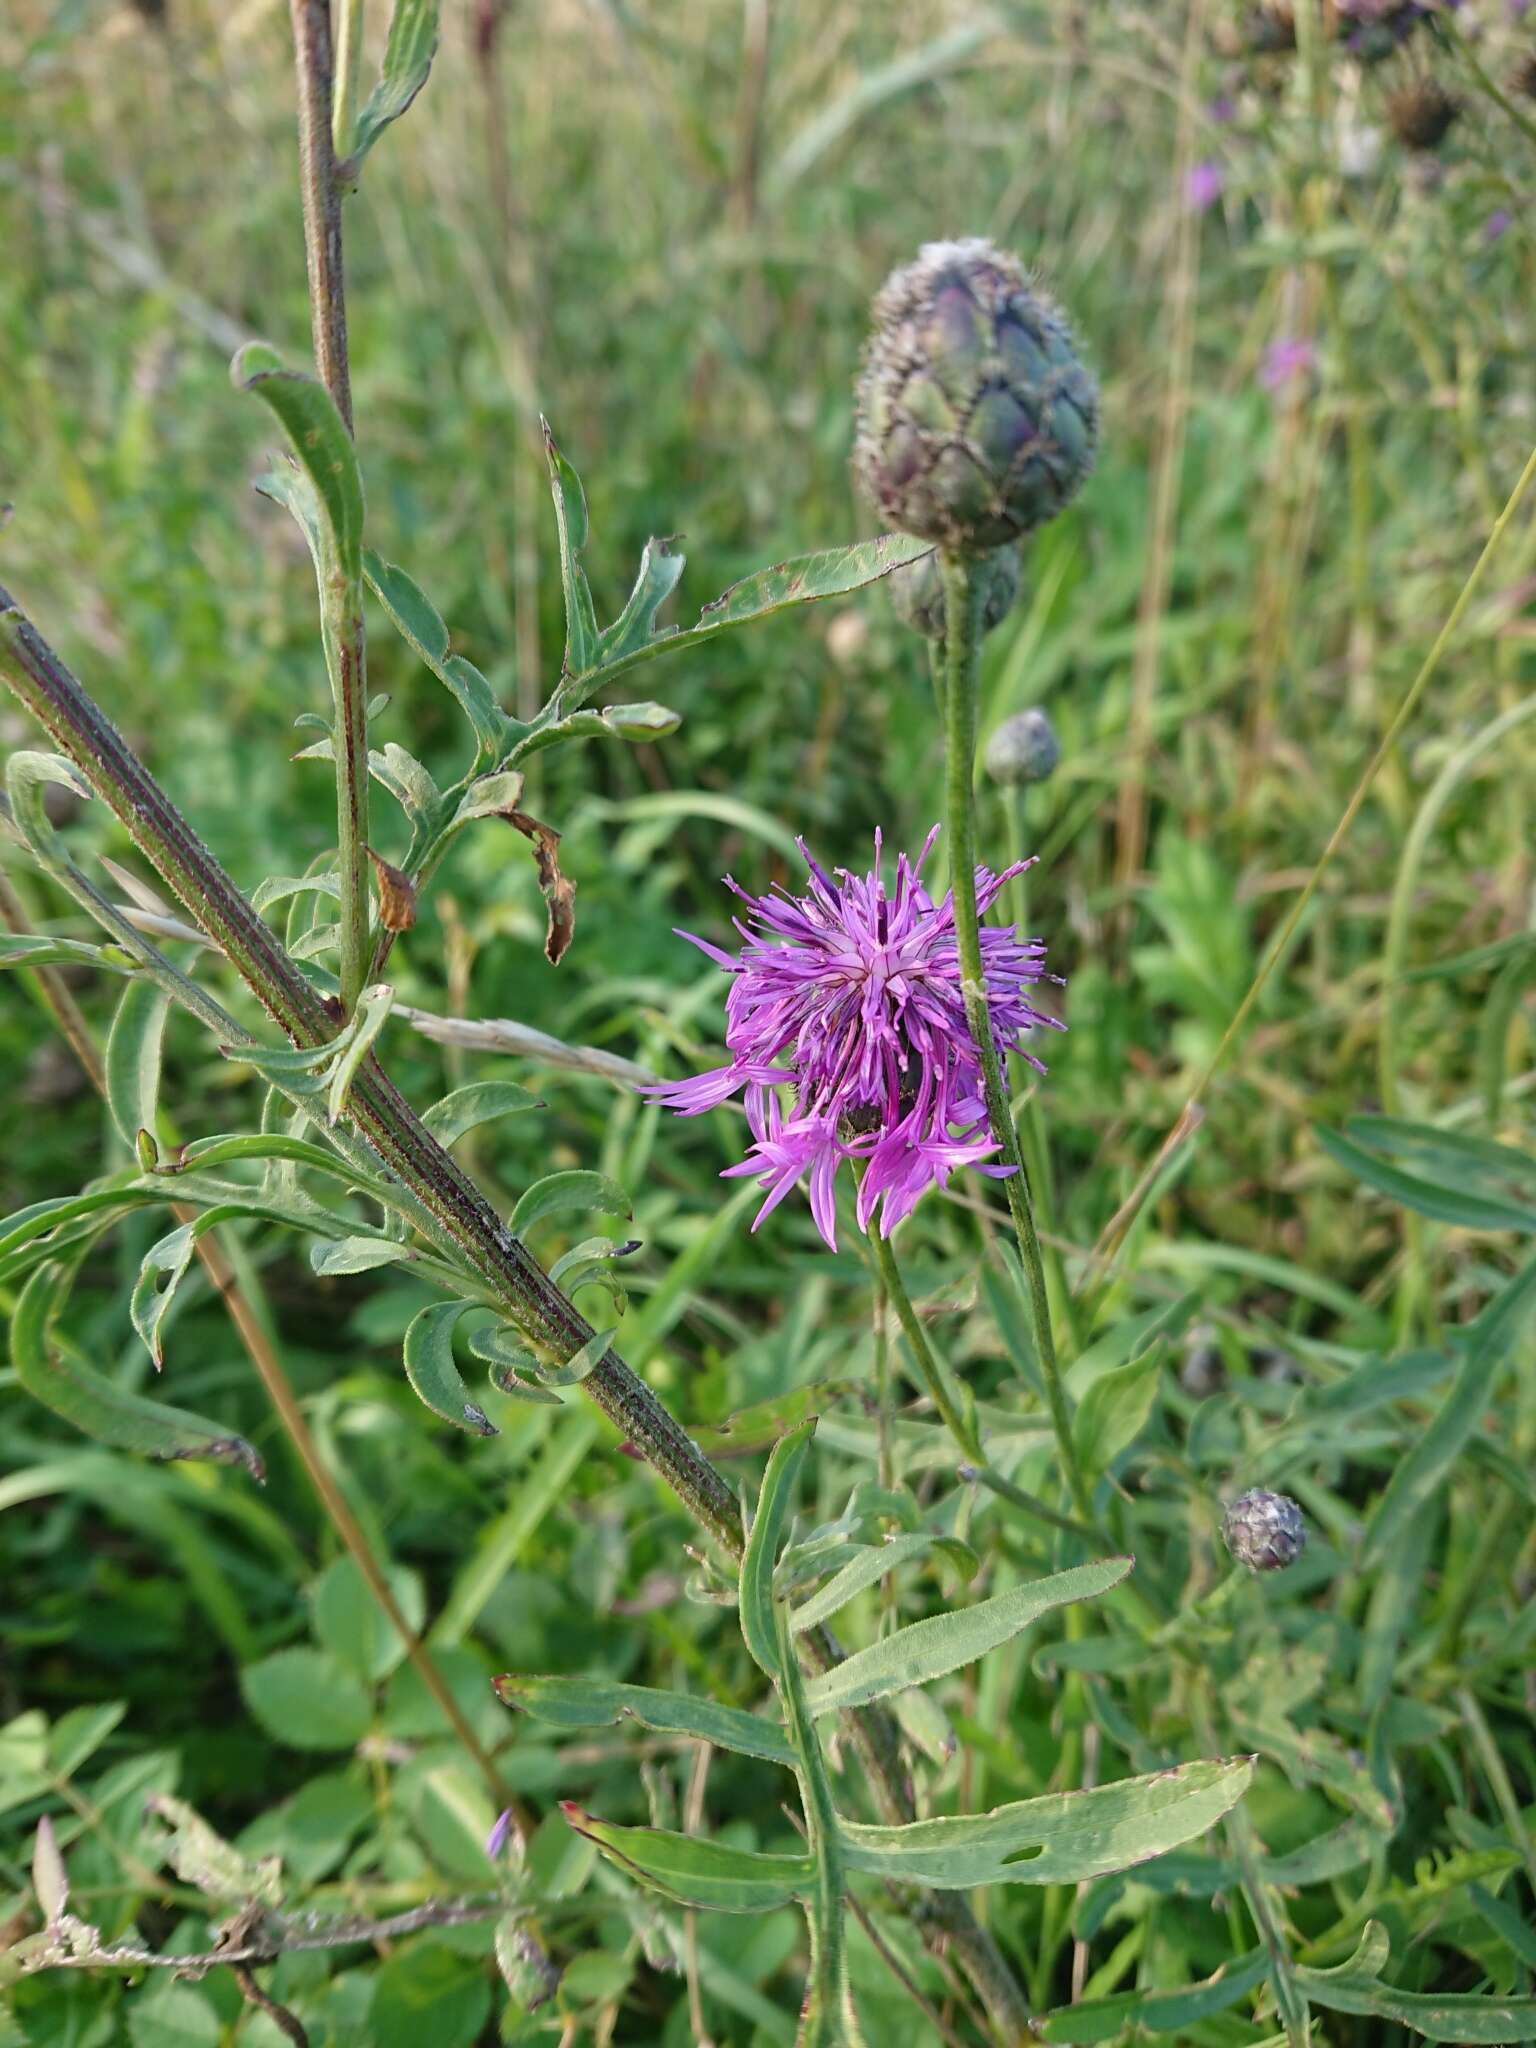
top-left (1, 0), bottom-right (1534, 2042)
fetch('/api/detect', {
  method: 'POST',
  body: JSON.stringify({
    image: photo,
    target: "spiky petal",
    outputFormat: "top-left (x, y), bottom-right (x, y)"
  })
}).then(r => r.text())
top-left (648, 831), bottom-right (1063, 1249)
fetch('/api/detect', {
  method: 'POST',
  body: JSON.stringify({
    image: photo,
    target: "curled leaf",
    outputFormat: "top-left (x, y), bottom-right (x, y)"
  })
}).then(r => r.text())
top-left (365, 847), bottom-right (417, 933)
top-left (505, 809), bottom-right (575, 966)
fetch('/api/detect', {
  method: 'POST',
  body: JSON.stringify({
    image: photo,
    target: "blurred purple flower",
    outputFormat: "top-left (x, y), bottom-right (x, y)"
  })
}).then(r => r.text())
top-left (1185, 160), bottom-right (1224, 213)
top-left (486, 1809), bottom-right (516, 1861)
top-left (1208, 94), bottom-right (1237, 125)
top-left (647, 831), bottom-right (1062, 1248)
top-left (1260, 336), bottom-right (1316, 392)
top-left (1485, 209), bottom-right (1513, 243)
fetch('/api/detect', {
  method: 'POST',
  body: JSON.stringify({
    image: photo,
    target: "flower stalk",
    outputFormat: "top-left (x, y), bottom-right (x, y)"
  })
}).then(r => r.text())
top-left (0, 586), bottom-right (1032, 2042)
top-left (289, 0), bottom-right (370, 1013)
top-left (940, 548), bottom-right (1092, 1525)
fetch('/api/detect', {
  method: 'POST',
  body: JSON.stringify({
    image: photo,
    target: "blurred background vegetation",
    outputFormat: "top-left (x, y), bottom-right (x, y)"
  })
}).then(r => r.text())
top-left (2, 0), bottom-right (1534, 2041)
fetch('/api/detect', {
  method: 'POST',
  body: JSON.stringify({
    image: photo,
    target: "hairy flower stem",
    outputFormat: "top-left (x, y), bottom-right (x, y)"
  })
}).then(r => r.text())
top-left (940, 551), bottom-right (1092, 1526)
top-left (0, 591), bottom-right (1031, 2043)
top-left (289, 0), bottom-right (370, 1014)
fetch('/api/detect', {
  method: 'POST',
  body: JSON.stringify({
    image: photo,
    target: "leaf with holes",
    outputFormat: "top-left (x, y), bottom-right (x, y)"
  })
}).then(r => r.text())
top-left (841, 1756), bottom-right (1255, 1888)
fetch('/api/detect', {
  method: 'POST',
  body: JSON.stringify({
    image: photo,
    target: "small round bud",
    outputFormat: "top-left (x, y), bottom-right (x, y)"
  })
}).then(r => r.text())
top-left (1222, 1489), bottom-right (1306, 1573)
top-left (1387, 79), bottom-right (1458, 152)
top-left (888, 545), bottom-right (1020, 642)
top-left (854, 239), bottom-right (1099, 553)
top-left (985, 708), bottom-right (1060, 788)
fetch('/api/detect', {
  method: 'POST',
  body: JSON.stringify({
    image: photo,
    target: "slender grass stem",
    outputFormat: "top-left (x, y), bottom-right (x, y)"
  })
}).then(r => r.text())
top-left (941, 550), bottom-right (1092, 1526)
top-left (1084, 434), bottom-right (1536, 1286)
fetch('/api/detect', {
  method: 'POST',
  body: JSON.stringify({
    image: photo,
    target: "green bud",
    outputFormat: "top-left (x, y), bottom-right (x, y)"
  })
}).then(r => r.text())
top-left (984, 708), bottom-right (1060, 787)
top-left (888, 545), bottom-right (1020, 642)
top-left (854, 239), bottom-right (1099, 554)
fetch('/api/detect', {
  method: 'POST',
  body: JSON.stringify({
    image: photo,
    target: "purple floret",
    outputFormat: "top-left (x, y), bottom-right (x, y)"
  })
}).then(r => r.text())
top-left (647, 829), bottom-right (1063, 1249)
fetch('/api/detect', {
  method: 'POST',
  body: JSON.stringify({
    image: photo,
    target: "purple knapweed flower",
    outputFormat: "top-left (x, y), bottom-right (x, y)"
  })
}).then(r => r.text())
top-left (1260, 336), bottom-right (1316, 392)
top-left (647, 830), bottom-right (1063, 1249)
top-left (1185, 160), bottom-right (1224, 213)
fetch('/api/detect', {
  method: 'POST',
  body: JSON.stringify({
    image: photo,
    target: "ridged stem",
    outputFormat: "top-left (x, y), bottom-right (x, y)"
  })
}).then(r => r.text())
top-left (0, 588), bottom-right (1033, 2042)
top-left (289, 0), bottom-right (370, 1014)
top-left (940, 551), bottom-right (1092, 1527)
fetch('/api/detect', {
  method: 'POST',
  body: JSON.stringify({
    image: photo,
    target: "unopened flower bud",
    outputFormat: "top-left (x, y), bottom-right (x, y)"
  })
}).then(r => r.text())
top-left (888, 544), bottom-right (1020, 642)
top-left (854, 239), bottom-right (1099, 554)
top-left (985, 708), bottom-right (1060, 788)
top-left (1387, 79), bottom-right (1458, 151)
top-left (1222, 1489), bottom-right (1306, 1572)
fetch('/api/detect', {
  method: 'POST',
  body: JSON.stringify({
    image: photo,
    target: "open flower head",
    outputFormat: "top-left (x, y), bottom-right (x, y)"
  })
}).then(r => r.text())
top-left (649, 830), bottom-right (1062, 1249)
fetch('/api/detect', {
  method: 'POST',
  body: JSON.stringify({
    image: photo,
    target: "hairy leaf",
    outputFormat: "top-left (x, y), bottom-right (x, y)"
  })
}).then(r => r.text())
top-left (740, 1419), bottom-right (816, 1679)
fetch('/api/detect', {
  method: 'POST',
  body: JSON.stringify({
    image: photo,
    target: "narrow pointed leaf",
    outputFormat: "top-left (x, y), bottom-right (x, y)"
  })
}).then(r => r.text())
top-left (131, 1217), bottom-right (207, 1366)
top-left (1294, 1923), bottom-right (1536, 2040)
top-left (402, 1299), bottom-right (495, 1436)
top-left (841, 1756), bottom-right (1254, 1887)
top-left (310, 1235), bottom-right (411, 1276)
top-left (740, 1419), bottom-right (816, 1679)
top-left (362, 547), bottom-right (508, 759)
top-left (561, 1806), bottom-right (812, 1912)
top-left (570, 533), bottom-right (932, 696)
top-left (788, 1531), bottom-right (979, 1634)
top-left (104, 978), bottom-right (170, 1150)
top-left (543, 421), bottom-right (599, 673)
top-left (1039, 1949), bottom-right (1270, 2042)
top-left (13, 1264), bottom-right (264, 1480)
top-left (493, 1674), bottom-right (794, 1766)
top-left (805, 1556), bottom-right (1131, 1717)
top-left (598, 535), bottom-right (687, 662)
top-left (1364, 1251), bottom-right (1536, 1566)
top-left (1317, 1125), bottom-right (1536, 1234)
top-left (326, 982), bottom-right (395, 1124)
top-left (233, 344), bottom-right (363, 580)
top-left (349, 0), bottom-right (440, 168)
